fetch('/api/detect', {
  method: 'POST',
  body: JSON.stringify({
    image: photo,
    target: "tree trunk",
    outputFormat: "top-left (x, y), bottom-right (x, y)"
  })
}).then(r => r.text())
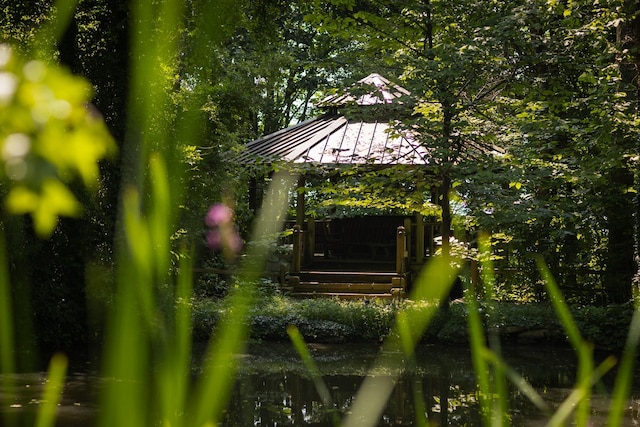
top-left (440, 172), bottom-right (452, 256)
top-left (604, 167), bottom-right (635, 303)
top-left (440, 100), bottom-right (455, 257)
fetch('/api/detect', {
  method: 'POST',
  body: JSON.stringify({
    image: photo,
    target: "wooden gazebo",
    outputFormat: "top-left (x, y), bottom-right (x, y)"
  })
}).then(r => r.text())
top-left (238, 74), bottom-right (438, 298)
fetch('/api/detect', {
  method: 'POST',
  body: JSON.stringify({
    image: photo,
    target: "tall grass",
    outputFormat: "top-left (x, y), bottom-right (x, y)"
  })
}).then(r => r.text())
top-left (1, 0), bottom-right (640, 426)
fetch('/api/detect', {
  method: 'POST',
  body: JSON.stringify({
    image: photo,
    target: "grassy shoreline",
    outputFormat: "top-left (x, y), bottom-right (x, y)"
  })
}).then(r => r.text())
top-left (192, 294), bottom-right (634, 353)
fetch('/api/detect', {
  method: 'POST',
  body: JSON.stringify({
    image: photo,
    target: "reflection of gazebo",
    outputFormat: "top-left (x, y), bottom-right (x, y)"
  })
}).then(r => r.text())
top-left (238, 74), bottom-right (439, 298)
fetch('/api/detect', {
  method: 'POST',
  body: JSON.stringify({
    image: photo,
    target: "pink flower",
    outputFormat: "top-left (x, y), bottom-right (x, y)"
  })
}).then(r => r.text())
top-left (206, 230), bottom-right (222, 250)
top-left (205, 203), bottom-right (233, 227)
top-left (205, 203), bottom-right (242, 261)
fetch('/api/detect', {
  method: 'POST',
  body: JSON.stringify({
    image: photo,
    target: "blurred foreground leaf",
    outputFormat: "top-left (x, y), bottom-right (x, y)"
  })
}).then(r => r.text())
top-left (0, 44), bottom-right (115, 237)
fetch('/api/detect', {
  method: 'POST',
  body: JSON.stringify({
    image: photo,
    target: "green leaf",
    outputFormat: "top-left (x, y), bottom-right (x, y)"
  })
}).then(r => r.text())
top-left (5, 180), bottom-right (81, 237)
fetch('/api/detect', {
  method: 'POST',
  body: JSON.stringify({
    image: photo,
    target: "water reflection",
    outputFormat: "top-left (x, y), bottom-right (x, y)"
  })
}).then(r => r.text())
top-left (220, 343), bottom-right (476, 426)
top-left (0, 371), bottom-right (99, 426)
top-left (218, 342), bottom-right (640, 426)
top-left (1, 343), bottom-right (639, 426)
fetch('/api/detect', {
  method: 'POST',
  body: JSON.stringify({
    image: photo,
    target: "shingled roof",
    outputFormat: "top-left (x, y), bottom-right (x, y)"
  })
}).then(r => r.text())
top-left (237, 73), bottom-right (428, 166)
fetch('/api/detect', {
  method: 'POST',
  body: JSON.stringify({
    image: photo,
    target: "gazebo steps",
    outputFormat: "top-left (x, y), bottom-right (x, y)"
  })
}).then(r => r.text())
top-left (288, 292), bottom-right (398, 299)
top-left (287, 271), bottom-right (406, 299)
top-left (292, 282), bottom-right (396, 293)
top-left (296, 271), bottom-right (399, 284)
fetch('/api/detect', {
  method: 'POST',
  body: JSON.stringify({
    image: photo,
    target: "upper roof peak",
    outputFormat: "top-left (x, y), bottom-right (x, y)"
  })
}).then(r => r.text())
top-left (317, 73), bottom-right (411, 108)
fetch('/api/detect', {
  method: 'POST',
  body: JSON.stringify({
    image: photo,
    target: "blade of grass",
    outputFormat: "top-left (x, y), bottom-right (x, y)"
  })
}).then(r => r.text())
top-left (99, 0), bottom-right (175, 427)
top-left (537, 257), bottom-right (593, 427)
top-left (157, 246), bottom-right (194, 427)
top-left (396, 311), bottom-right (428, 426)
top-left (478, 232), bottom-right (508, 426)
top-left (188, 171), bottom-right (296, 427)
top-left (342, 254), bottom-right (460, 427)
top-left (288, 325), bottom-right (341, 426)
top-left (412, 377), bottom-right (429, 427)
top-left (0, 230), bottom-right (16, 427)
top-left (99, 186), bottom-right (161, 427)
top-left (98, 220), bottom-right (151, 427)
top-left (0, 231), bottom-right (14, 374)
top-left (467, 235), bottom-right (492, 426)
top-left (175, 247), bottom-right (194, 413)
top-left (35, 353), bottom-right (67, 427)
top-left (466, 277), bottom-right (492, 425)
top-left (149, 154), bottom-right (172, 282)
top-left (545, 356), bottom-right (617, 427)
top-left (606, 305), bottom-right (640, 426)
top-left (481, 348), bottom-right (551, 416)
top-left (467, 232), bottom-right (512, 427)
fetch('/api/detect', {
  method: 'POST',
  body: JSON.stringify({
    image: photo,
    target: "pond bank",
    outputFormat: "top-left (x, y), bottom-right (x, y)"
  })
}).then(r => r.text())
top-left (192, 296), bottom-right (635, 353)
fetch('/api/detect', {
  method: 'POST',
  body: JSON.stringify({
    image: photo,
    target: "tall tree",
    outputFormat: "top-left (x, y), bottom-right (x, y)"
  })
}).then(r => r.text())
top-left (498, 1), bottom-right (638, 302)
top-left (616, 0), bottom-right (640, 297)
top-left (307, 0), bottom-right (520, 252)
top-left (307, 0), bottom-right (640, 302)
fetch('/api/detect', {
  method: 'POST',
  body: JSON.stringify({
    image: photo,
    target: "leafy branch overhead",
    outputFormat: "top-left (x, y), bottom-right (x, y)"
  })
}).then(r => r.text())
top-left (303, 166), bottom-right (441, 218)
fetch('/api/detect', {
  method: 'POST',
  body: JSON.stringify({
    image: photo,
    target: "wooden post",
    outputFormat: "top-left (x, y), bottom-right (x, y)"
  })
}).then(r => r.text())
top-left (470, 259), bottom-right (480, 288)
top-left (296, 176), bottom-right (305, 227)
top-left (427, 222), bottom-right (435, 257)
top-left (291, 225), bottom-right (302, 274)
top-left (404, 218), bottom-right (412, 260)
top-left (304, 218), bottom-right (315, 265)
top-left (416, 214), bottom-right (425, 264)
top-left (396, 226), bottom-right (406, 275)
top-left (248, 176), bottom-right (258, 213)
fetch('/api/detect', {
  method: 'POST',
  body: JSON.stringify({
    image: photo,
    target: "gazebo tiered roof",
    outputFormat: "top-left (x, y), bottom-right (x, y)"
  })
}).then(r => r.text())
top-left (238, 74), bottom-right (442, 299)
top-left (316, 73), bottom-right (411, 107)
top-left (237, 73), bottom-right (431, 166)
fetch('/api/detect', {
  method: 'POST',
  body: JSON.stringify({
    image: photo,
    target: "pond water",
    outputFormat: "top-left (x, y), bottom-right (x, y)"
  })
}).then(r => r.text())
top-left (217, 342), bottom-right (640, 426)
top-left (1, 342), bottom-right (639, 426)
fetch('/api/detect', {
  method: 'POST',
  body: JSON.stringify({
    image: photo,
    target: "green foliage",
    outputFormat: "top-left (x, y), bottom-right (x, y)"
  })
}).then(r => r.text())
top-left (456, 1), bottom-right (639, 301)
top-left (303, 166), bottom-right (441, 218)
top-left (573, 303), bottom-right (635, 351)
top-left (193, 272), bottom-right (230, 298)
top-left (2, 1), bottom-right (640, 426)
top-left (0, 3), bottom-right (52, 50)
top-left (190, 298), bottom-right (222, 342)
top-left (0, 44), bottom-right (115, 237)
top-left (243, 295), bottom-right (396, 343)
top-left (305, 0), bottom-right (640, 301)
top-left (192, 292), bottom-right (636, 353)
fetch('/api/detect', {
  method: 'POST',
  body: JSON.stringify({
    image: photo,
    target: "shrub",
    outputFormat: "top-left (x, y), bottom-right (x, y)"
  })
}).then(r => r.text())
top-left (191, 294), bottom-right (637, 353)
top-left (191, 298), bottom-right (222, 342)
top-left (572, 303), bottom-right (634, 351)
